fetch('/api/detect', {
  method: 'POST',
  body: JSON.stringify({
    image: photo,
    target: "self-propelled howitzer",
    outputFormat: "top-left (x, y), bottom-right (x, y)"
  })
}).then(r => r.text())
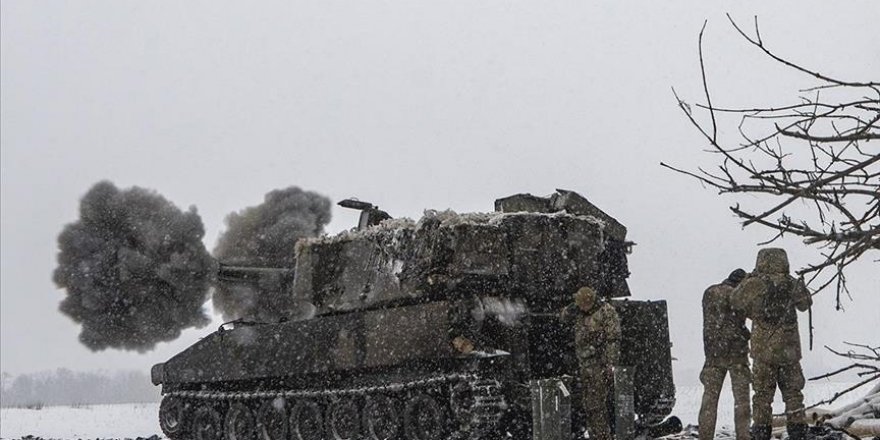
top-left (151, 190), bottom-right (678, 440)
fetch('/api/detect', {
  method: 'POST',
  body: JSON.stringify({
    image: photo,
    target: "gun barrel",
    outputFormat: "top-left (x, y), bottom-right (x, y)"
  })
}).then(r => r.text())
top-left (528, 312), bottom-right (560, 318)
top-left (337, 198), bottom-right (391, 230)
top-left (338, 199), bottom-right (375, 210)
top-left (217, 264), bottom-right (295, 282)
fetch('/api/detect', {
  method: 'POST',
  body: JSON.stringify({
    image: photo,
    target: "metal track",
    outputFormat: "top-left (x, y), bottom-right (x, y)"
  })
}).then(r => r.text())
top-left (167, 373), bottom-right (469, 400)
top-left (165, 373), bottom-right (507, 440)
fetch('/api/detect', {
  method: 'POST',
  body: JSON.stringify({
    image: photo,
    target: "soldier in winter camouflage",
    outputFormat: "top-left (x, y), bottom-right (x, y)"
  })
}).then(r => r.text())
top-left (561, 286), bottom-right (621, 440)
top-left (731, 248), bottom-right (812, 440)
top-left (699, 268), bottom-right (751, 440)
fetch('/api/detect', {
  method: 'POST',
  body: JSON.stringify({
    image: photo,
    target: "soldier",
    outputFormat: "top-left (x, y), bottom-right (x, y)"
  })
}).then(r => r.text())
top-left (731, 248), bottom-right (812, 440)
top-left (699, 268), bottom-right (751, 440)
top-left (561, 286), bottom-right (621, 440)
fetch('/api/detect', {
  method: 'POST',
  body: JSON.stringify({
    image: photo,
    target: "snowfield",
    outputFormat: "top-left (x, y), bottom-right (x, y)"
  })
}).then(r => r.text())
top-left (0, 403), bottom-right (160, 439)
top-left (0, 383), bottom-right (869, 439)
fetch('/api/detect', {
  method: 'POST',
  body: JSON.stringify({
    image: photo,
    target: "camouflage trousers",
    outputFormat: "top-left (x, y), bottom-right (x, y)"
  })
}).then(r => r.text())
top-left (698, 361), bottom-right (751, 440)
top-left (580, 366), bottom-right (613, 440)
top-left (752, 359), bottom-right (806, 426)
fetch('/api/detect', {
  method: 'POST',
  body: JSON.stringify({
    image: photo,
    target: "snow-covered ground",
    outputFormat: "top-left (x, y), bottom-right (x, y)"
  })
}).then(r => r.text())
top-left (0, 382), bottom-right (867, 439)
top-left (0, 402), bottom-right (160, 439)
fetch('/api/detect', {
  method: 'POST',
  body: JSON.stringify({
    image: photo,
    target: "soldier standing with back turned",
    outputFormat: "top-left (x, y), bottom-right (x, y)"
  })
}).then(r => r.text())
top-left (561, 286), bottom-right (621, 440)
top-left (731, 248), bottom-right (812, 440)
top-left (699, 268), bottom-right (751, 440)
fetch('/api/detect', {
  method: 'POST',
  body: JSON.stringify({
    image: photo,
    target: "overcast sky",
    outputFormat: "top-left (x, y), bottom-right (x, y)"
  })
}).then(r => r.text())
top-left (2, 1), bottom-right (878, 386)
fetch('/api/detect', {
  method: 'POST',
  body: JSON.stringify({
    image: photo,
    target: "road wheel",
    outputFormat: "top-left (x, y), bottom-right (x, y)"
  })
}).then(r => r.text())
top-left (256, 397), bottom-right (289, 440)
top-left (404, 394), bottom-right (444, 440)
top-left (192, 404), bottom-right (224, 440)
top-left (290, 399), bottom-right (324, 440)
top-left (363, 394), bottom-right (399, 440)
top-left (159, 396), bottom-right (190, 439)
top-left (226, 402), bottom-right (258, 440)
top-left (329, 397), bottom-right (361, 440)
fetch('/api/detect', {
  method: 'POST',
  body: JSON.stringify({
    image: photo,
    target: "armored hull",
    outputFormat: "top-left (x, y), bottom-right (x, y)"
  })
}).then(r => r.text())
top-left (152, 190), bottom-right (677, 440)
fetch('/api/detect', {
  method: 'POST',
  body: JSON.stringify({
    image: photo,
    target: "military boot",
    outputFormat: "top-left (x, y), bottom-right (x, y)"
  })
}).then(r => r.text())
top-left (750, 424), bottom-right (772, 440)
top-left (786, 423), bottom-right (808, 440)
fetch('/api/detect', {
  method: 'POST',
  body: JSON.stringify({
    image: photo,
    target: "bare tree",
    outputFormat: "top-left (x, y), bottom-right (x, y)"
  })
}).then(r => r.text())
top-left (663, 14), bottom-right (879, 307)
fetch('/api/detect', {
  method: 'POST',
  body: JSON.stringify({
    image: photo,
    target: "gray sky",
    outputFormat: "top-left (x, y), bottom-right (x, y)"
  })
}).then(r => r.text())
top-left (2, 1), bottom-right (878, 385)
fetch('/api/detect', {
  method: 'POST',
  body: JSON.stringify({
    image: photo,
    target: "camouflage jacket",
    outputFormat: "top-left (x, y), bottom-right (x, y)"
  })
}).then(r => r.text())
top-left (731, 249), bottom-right (812, 365)
top-left (702, 281), bottom-right (750, 365)
top-left (562, 301), bottom-right (621, 368)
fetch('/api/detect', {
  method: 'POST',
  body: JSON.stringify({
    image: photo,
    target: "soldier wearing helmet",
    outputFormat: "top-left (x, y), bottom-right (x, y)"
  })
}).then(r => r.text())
top-left (731, 248), bottom-right (812, 440)
top-left (561, 286), bottom-right (621, 440)
top-left (699, 268), bottom-right (751, 440)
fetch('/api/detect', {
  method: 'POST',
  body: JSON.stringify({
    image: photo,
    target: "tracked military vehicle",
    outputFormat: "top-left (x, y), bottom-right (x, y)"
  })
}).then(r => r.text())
top-left (152, 190), bottom-right (677, 440)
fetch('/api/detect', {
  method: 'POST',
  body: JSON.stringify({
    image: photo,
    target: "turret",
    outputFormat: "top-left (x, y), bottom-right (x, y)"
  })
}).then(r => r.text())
top-left (292, 189), bottom-right (632, 318)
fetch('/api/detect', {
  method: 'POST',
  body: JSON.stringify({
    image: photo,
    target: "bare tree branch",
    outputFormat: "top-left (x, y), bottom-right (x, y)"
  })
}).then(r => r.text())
top-left (806, 344), bottom-right (880, 411)
top-left (667, 15), bottom-right (880, 304)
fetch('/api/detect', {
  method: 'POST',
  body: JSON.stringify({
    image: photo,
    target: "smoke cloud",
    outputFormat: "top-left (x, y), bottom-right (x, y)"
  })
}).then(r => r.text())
top-left (53, 181), bottom-right (217, 352)
top-left (213, 187), bottom-right (331, 321)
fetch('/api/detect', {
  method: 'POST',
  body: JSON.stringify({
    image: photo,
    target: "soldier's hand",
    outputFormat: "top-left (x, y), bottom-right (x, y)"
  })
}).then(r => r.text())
top-left (560, 304), bottom-right (576, 322)
top-left (452, 336), bottom-right (474, 354)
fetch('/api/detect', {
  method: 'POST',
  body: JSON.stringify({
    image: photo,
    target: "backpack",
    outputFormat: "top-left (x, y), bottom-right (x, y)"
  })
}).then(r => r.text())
top-left (759, 276), bottom-right (794, 325)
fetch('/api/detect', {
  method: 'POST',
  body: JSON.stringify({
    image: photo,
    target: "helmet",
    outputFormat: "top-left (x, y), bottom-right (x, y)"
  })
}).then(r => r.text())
top-left (574, 286), bottom-right (598, 312)
top-left (755, 248), bottom-right (790, 274)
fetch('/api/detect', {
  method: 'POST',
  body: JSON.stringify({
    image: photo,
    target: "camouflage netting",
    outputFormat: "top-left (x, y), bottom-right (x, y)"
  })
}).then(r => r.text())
top-left (213, 187), bottom-right (331, 321)
top-left (54, 181), bottom-right (216, 352)
top-left (293, 208), bottom-right (623, 315)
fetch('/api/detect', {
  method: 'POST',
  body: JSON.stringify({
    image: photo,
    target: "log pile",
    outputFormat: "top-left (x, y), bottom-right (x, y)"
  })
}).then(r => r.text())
top-left (801, 382), bottom-right (880, 439)
top-left (775, 343), bottom-right (879, 439)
